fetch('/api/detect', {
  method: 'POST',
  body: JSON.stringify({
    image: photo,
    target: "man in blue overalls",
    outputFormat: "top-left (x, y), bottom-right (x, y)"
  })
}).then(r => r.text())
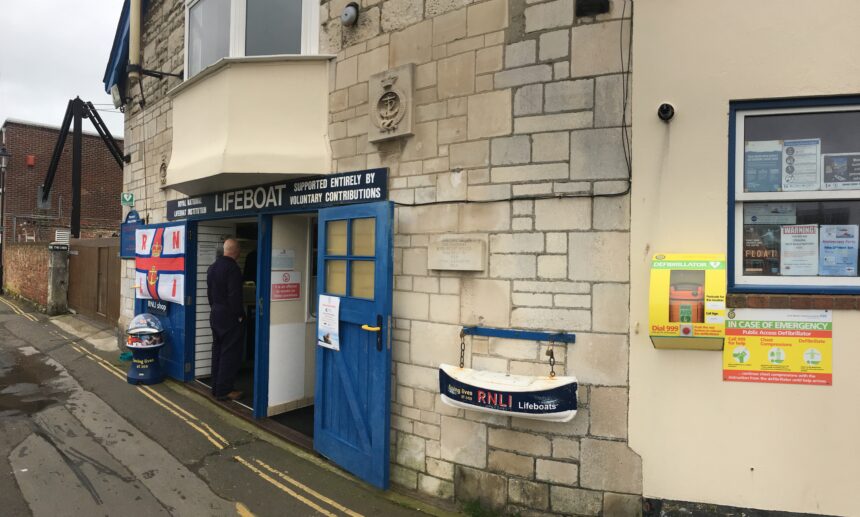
top-left (207, 238), bottom-right (245, 401)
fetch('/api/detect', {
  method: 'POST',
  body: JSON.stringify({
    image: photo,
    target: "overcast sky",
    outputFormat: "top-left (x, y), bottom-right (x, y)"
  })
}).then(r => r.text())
top-left (0, 1), bottom-right (125, 136)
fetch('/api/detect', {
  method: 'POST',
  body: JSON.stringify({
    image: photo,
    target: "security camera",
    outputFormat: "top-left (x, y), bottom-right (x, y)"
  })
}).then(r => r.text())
top-left (657, 103), bottom-right (675, 122)
top-left (341, 2), bottom-right (360, 26)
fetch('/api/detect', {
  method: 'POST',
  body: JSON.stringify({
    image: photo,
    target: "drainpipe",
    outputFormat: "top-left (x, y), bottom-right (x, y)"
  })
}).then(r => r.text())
top-left (129, 0), bottom-right (142, 84)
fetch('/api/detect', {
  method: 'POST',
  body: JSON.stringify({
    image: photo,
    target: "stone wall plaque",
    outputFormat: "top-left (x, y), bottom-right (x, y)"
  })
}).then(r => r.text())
top-left (428, 239), bottom-right (486, 271)
top-left (368, 64), bottom-right (414, 143)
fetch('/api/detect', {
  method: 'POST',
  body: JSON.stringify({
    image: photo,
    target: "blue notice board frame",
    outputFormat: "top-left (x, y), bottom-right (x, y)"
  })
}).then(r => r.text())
top-left (727, 95), bottom-right (860, 295)
top-left (120, 210), bottom-right (142, 259)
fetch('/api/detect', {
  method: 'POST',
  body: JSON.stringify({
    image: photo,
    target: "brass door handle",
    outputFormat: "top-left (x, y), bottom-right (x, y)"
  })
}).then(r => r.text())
top-left (361, 324), bottom-right (381, 332)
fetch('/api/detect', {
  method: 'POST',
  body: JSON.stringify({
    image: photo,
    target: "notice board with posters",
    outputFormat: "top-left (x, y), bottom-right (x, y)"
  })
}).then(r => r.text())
top-left (120, 210), bottom-right (142, 259)
top-left (723, 308), bottom-right (832, 386)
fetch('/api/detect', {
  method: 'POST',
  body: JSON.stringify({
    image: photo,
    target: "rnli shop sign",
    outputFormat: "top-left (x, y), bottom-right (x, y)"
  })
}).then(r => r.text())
top-left (167, 169), bottom-right (387, 220)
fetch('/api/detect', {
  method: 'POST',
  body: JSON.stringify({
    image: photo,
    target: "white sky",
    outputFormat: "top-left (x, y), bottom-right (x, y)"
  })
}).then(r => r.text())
top-left (0, 0), bottom-right (125, 136)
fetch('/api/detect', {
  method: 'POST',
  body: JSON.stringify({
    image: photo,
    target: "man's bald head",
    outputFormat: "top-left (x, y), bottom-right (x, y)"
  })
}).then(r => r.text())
top-left (223, 238), bottom-right (240, 260)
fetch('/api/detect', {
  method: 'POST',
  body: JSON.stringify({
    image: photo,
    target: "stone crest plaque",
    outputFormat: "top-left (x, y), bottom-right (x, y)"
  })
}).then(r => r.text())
top-left (368, 64), bottom-right (414, 143)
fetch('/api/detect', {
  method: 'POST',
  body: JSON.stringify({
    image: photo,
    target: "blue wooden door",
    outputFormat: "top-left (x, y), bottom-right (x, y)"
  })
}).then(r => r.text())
top-left (314, 201), bottom-right (393, 489)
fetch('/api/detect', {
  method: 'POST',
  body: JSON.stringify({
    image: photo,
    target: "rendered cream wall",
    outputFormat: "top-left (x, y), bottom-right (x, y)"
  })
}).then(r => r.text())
top-left (630, 1), bottom-right (860, 514)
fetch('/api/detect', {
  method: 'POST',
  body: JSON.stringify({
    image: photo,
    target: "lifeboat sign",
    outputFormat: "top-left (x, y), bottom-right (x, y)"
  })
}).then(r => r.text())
top-left (438, 364), bottom-right (577, 423)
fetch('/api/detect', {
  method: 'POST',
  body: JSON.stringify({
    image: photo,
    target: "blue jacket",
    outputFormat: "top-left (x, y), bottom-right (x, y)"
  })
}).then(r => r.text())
top-left (206, 255), bottom-right (245, 334)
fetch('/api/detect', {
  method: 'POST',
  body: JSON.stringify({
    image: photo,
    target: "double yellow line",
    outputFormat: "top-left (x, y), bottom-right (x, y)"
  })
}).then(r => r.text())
top-left (71, 341), bottom-right (364, 517)
top-left (234, 456), bottom-right (363, 517)
top-left (71, 343), bottom-right (229, 450)
top-left (0, 297), bottom-right (37, 321)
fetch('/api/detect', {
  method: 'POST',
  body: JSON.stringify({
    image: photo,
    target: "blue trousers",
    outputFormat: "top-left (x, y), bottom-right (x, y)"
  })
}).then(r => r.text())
top-left (210, 323), bottom-right (244, 398)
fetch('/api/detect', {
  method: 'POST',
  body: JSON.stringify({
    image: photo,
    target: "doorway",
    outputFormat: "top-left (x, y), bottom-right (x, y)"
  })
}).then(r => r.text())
top-left (193, 218), bottom-right (258, 410)
top-left (185, 200), bottom-right (393, 488)
top-left (262, 214), bottom-right (318, 438)
top-left (191, 214), bottom-right (319, 440)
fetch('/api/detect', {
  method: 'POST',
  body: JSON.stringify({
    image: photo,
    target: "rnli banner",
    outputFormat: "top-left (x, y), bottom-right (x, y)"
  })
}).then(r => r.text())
top-left (438, 364), bottom-right (578, 423)
top-left (135, 224), bottom-right (186, 305)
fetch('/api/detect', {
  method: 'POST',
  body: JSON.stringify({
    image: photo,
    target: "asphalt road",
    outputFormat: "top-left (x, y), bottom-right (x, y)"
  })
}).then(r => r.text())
top-left (0, 297), bottom-right (440, 517)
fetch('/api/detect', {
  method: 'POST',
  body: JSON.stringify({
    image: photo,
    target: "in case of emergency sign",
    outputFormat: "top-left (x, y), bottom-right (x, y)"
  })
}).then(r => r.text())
top-left (723, 308), bottom-right (832, 386)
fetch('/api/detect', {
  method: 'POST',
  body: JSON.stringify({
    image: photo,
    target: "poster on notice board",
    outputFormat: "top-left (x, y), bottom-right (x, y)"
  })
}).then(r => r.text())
top-left (780, 225), bottom-right (819, 276)
top-left (743, 225), bottom-right (781, 276)
top-left (317, 295), bottom-right (341, 351)
top-left (822, 153), bottom-right (860, 190)
top-left (743, 203), bottom-right (796, 225)
top-left (744, 141), bottom-right (783, 192)
top-left (819, 225), bottom-right (859, 276)
top-left (781, 139), bottom-right (820, 191)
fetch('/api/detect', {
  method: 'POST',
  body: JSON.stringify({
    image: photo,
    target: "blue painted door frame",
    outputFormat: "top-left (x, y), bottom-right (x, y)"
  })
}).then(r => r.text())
top-left (313, 201), bottom-right (393, 489)
top-left (253, 214), bottom-right (272, 418)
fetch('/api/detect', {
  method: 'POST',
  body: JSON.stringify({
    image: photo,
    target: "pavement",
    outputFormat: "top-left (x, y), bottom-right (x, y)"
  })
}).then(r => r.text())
top-left (0, 297), bottom-right (457, 517)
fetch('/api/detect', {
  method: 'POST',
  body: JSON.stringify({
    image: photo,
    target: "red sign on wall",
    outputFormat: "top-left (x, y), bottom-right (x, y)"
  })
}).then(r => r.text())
top-left (271, 270), bottom-right (301, 301)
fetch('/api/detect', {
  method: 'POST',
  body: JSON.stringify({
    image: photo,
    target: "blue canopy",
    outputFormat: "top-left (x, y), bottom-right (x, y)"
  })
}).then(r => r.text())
top-left (103, 0), bottom-right (148, 94)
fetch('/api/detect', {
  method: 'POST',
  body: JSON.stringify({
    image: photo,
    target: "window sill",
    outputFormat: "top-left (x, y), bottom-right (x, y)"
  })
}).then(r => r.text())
top-left (727, 293), bottom-right (860, 310)
top-left (171, 54), bottom-right (336, 98)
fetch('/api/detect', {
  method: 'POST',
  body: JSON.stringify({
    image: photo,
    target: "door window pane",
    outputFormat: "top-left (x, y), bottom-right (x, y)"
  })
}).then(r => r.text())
top-left (326, 220), bottom-right (347, 255)
top-left (188, 0), bottom-right (231, 77)
top-left (246, 0), bottom-right (303, 56)
top-left (325, 260), bottom-right (347, 295)
top-left (351, 218), bottom-right (376, 256)
top-left (351, 260), bottom-right (375, 299)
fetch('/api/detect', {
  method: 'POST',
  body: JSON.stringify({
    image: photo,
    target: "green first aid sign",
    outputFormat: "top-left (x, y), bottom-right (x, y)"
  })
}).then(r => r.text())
top-left (121, 192), bottom-right (135, 206)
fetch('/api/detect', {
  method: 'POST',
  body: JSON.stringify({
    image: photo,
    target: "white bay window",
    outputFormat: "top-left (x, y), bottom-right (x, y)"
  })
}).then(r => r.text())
top-left (185, 0), bottom-right (319, 78)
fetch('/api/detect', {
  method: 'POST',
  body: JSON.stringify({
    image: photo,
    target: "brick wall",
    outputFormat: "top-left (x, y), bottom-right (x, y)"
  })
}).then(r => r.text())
top-left (4, 243), bottom-right (49, 306)
top-left (1, 120), bottom-right (124, 243)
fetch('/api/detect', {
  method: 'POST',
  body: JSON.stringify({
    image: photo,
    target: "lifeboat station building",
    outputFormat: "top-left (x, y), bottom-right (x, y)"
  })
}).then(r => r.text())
top-left (103, 0), bottom-right (859, 515)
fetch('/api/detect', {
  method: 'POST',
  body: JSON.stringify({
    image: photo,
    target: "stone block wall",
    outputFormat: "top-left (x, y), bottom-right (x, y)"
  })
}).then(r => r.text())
top-left (118, 0), bottom-right (185, 327)
top-left (322, 0), bottom-right (638, 513)
top-left (119, 0), bottom-right (639, 513)
top-left (4, 243), bottom-right (50, 307)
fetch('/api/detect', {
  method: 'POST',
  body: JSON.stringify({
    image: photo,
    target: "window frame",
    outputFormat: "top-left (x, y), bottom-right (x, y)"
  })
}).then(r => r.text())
top-left (184, 0), bottom-right (320, 78)
top-left (728, 95), bottom-right (860, 294)
top-left (321, 217), bottom-right (376, 301)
